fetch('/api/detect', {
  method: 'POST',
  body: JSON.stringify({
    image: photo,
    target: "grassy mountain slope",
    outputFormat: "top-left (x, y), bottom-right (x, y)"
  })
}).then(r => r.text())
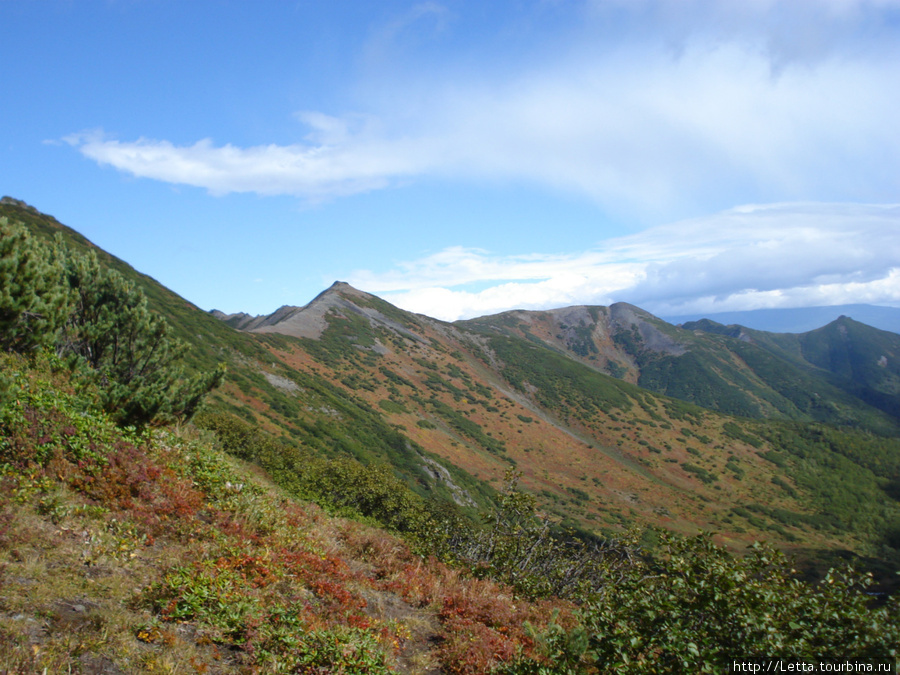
top-left (228, 286), bottom-right (900, 567)
top-left (4, 354), bottom-right (896, 674)
top-left (0, 352), bottom-right (585, 673)
top-left (6, 198), bottom-right (900, 572)
top-left (0, 200), bottom-right (488, 513)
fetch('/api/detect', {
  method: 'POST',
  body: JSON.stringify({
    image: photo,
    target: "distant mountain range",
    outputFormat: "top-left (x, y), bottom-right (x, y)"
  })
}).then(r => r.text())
top-left (218, 291), bottom-right (900, 431)
top-left (4, 197), bottom-right (899, 581)
top-left (663, 304), bottom-right (900, 334)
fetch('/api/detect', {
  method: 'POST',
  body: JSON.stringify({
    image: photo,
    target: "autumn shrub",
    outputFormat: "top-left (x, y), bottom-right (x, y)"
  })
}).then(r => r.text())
top-left (502, 533), bottom-right (900, 674)
top-left (142, 541), bottom-right (398, 673)
top-left (438, 616), bottom-right (521, 675)
top-left (0, 368), bottom-right (211, 543)
top-left (366, 527), bottom-right (578, 675)
top-left (434, 575), bottom-right (582, 674)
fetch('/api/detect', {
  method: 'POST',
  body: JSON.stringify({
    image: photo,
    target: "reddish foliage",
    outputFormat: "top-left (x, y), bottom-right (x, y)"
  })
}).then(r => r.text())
top-left (437, 616), bottom-right (521, 675)
top-left (310, 578), bottom-right (366, 615)
top-left (276, 549), bottom-right (372, 623)
top-left (214, 555), bottom-right (278, 589)
top-left (5, 403), bottom-right (205, 536)
top-left (282, 501), bottom-right (322, 529)
top-left (75, 441), bottom-right (205, 534)
top-left (440, 587), bottom-right (513, 629)
top-left (279, 550), bottom-right (351, 583)
top-left (366, 543), bottom-right (564, 673)
top-left (209, 510), bottom-right (264, 546)
top-left (345, 613), bottom-right (372, 630)
top-left (435, 587), bottom-right (535, 673)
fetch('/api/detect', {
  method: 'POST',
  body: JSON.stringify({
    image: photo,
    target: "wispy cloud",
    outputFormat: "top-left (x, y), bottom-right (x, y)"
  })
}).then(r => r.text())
top-left (63, 126), bottom-right (433, 200)
top-left (64, 0), bottom-right (900, 215)
top-left (350, 203), bottom-right (900, 320)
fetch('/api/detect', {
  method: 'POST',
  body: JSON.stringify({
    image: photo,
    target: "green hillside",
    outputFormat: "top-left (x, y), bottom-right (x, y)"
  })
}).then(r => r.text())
top-left (684, 316), bottom-right (900, 420)
top-left (5, 197), bottom-right (900, 579)
top-left (464, 303), bottom-right (900, 434)
top-left (0, 199), bottom-right (488, 512)
top-left (2, 198), bottom-right (900, 672)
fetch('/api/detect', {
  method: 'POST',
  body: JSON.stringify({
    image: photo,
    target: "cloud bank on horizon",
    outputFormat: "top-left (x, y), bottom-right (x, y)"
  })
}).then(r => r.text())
top-left (60, 0), bottom-right (900, 319)
top-left (351, 203), bottom-right (900, 321)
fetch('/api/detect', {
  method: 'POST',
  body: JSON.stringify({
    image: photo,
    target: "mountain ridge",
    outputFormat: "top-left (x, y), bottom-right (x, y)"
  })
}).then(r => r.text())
top-left (199, 277), bottom-right (900, 557)
top-left (228, 287), bottom-right (898, 429)
top-left (5, 197), bottom-right (900, 576)
top-left (211, 281), bottom-right (436, 342)
top-left (458, 297), bottom-right (900, 433)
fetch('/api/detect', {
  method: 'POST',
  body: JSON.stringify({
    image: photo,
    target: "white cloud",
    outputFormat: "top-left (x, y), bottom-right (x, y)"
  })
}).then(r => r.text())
top-left (353, 203), bottom-right (900, 320)
top-left (64, 129), bottom-right (434, 200)
top-left (349, 246), bottom-right (639, 291)
top-left (64, 1), bottom-right (900, 214)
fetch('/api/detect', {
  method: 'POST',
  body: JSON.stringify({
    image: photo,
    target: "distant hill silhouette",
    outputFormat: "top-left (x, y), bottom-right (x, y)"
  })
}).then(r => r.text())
top-left (662, 304), bottom-right (900, 334)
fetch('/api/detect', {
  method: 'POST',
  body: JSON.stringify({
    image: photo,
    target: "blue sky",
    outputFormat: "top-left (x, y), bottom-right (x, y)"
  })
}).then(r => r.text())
top-left (2, 0), bottom-right (899, 321)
